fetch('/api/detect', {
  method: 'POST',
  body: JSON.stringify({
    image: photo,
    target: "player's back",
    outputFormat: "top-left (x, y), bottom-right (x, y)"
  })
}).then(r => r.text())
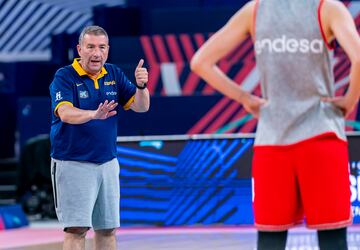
top-left (254, 0), bottom-right (345, 145)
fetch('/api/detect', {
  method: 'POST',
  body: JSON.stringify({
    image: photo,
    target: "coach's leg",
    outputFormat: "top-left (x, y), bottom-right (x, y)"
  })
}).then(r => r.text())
top-left (94, 228), bottom-right (117, 250)
top-left (92, 159), bottom-right (120, 250)
top-left (63, 227), bottom-right (89, 250)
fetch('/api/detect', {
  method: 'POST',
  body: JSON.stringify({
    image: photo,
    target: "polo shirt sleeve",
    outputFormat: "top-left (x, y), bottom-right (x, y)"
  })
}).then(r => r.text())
top-left (49, 68), bottom-right (74, 117)
top-left (116, 67), bottom-right (137, 110)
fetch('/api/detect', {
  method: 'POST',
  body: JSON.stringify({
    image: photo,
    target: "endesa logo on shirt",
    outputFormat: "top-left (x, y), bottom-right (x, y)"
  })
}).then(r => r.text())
top-left (106, 91), bottom-right (117, 96)
top-left (254, 35), bottom-right (324, 55)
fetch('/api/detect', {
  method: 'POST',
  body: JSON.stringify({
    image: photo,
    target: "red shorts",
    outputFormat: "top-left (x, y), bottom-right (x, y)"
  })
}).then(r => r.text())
top-left (252, 132), bottom-right (352, 231)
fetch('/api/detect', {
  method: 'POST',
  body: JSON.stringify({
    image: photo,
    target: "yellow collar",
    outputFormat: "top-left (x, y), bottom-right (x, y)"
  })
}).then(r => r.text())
top-left (71, 58), bottom-right (107, 79)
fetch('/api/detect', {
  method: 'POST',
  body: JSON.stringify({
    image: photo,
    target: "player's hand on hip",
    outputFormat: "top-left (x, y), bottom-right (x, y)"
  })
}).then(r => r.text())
top-left (322, 96), bottom-right (356, 118)
top-left (93, 100), bottom-right (118, 120)
top-left (241, 92), bottom-right (267, 119)
top-left (134, 59), bottom-right (148, 87)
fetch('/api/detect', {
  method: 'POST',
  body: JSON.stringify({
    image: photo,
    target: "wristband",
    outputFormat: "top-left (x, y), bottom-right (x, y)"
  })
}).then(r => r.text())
top-left (135, 82), bottom-right (147, 89)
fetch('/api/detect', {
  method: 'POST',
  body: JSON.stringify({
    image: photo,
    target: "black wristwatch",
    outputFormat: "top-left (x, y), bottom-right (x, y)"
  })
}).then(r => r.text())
top-left (135, 82), bottom-right (147, 89)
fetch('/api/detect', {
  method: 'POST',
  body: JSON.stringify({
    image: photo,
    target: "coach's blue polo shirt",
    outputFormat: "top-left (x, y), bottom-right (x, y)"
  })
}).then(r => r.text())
top-left (49, 59), bottom-right (136, 163)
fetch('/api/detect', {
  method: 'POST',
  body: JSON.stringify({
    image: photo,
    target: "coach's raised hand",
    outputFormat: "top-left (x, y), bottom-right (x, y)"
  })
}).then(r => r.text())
top-left (134, 59), bottom-right (148, 88)
top-left (130, 59), bottom-right (150, 112)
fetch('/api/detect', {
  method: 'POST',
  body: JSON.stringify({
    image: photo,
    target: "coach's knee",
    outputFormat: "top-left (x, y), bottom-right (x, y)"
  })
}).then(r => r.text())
top-left (95, 228), bottom-right (116, 237)
top-left (64, 227), bottom-right (89, 237)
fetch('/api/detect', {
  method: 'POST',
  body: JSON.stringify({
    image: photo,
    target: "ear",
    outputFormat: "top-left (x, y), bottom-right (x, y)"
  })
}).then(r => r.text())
top-left (77, 44), bottom-right (81, 56)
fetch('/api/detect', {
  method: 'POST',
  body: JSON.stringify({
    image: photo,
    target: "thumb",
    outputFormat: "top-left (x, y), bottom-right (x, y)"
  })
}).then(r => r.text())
top-left (136, 59), bottom-right (144, 69)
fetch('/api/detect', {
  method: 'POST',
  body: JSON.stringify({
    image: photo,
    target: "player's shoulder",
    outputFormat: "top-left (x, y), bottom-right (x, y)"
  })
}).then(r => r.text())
top-left (246, 0), bottom-right (256, 7)
top-left (240, 0), bottom-right (256, 15)
top-left (322, 0), bottom-right (348, 14)
top-left (227, 0), bottom-right (256, 28)
top-left (322, 0), bottom-right (352, 25)
top-left (323, 0), bottom-right (344, 7)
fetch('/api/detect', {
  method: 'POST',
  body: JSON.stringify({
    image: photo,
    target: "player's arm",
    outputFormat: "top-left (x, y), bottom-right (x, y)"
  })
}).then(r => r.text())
top-left (57, 100), bottom-right (118, 124)
top-left (322, 0), bottom-right (360, 116)
top-left (190, 1), bottom-right (266, 117)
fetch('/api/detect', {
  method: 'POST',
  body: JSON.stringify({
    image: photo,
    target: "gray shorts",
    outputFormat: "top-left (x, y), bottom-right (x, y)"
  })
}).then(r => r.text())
top-left (51, 158), bottom-right (120, 230)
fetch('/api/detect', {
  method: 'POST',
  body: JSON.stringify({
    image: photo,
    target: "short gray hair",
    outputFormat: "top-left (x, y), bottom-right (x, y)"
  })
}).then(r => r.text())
top-left (78, 25), bottom-right (109, 45)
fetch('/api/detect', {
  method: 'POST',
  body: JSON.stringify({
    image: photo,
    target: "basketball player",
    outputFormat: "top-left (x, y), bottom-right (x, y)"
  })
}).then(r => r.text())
top-left (191, 0), bottom-right (360, 249)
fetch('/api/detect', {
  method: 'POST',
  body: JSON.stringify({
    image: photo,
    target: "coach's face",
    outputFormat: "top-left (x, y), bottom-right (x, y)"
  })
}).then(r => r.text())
top-left (77, 34), bottom-right (109, 76)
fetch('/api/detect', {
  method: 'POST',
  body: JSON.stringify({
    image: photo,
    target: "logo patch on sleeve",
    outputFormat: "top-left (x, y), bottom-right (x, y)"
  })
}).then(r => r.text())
top-left (55, 91), bottom-right (63, 101)
top-left (79, 90), bottom-right (89, 99)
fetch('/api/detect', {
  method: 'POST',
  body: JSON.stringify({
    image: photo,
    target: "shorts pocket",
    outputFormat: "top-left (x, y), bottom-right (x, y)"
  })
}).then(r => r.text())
top-left (51, 161), bottom-right (58, 208)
